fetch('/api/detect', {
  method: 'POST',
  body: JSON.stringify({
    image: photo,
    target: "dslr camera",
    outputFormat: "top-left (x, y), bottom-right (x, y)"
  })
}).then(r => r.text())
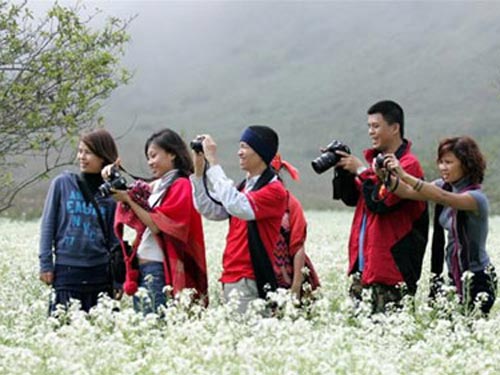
top-left (375, 153), bottom-right (386, 169)
top-left (99, 166), bottom-right (128, 197)
top-left (190, 136), bottom-right (205, 153)
top-left (311, 139), bottom-right (351, 174)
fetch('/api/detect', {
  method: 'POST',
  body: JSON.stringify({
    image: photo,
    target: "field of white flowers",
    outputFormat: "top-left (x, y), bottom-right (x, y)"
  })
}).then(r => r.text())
top-left (1, 210), bottom-right (500, 375)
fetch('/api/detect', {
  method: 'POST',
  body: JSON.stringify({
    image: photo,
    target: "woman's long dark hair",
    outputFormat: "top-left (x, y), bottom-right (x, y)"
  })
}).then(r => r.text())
top-left (437, 136), bottom-right (486, 184)
top-left (144, 128), bottom-right (193, 176)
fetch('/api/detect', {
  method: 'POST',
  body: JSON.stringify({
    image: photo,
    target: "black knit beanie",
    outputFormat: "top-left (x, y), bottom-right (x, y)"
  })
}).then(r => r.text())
top-left (240, 125), bottom-right (279, 165)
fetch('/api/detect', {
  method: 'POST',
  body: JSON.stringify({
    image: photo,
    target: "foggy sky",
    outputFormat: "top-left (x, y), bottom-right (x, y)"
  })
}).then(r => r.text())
top-left (22, 1), bottom-right (500, 207)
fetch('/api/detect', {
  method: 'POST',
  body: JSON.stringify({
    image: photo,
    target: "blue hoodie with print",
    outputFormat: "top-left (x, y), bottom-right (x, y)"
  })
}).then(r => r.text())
top-left (39, 171), bottom-right (117, 272)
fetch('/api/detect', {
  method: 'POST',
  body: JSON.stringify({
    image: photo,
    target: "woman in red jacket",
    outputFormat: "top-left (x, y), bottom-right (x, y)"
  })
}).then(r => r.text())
top-left (105, 128), bottom-right (207, 315)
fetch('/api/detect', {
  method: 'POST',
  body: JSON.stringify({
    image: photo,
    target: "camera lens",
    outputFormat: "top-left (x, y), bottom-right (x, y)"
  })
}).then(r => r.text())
top-left (311, 152), bottom-right (340, 174)
top-left (98, 168), bottom-right (127, 197)
top-left (375, 154), bottom-right (385, 169)
top-left (190, 136), bottom-right (205, 153)
top-left (311, 139), bottom-right (350, 174)
top-left (98, 182), bottom-right (112, 197)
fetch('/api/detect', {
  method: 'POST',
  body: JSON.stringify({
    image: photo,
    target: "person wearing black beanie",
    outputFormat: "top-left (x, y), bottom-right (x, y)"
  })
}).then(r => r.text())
top-left (190, 125), bottom-right (286, 314)
top-left (239, 125), bottom-right (279, 166)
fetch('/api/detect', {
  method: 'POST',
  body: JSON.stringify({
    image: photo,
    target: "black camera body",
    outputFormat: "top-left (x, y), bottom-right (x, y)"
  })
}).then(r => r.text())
top-left (311, 139), bottom-right (351, 174)
top-left (190, 136), bottom-right (205, 153)
top-left (375, 153), bottom-right (386, 169)
top-left (99, 166), bottom-right (127, 197)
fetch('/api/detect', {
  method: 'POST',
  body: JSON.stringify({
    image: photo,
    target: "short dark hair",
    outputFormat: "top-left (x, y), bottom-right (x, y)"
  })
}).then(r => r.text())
top-left (367, 100), bottom-right (404, 138)
top-left (437, 136), bottom-right (486, 184)
top-left (144, 128), bottom-right (193, 176)
top-left (80, 129), bottom-right (118, 166)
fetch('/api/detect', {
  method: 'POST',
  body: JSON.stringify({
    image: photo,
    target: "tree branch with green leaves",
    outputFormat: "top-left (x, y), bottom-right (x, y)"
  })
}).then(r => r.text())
top-left (0, 0), bottom-right (133, 213)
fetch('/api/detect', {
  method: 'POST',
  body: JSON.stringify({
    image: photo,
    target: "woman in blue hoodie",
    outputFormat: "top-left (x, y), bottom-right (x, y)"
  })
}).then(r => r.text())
top-left (39, 129), bottom-right (119, 313)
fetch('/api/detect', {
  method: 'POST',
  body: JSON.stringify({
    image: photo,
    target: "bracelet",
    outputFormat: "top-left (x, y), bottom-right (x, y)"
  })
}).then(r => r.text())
top-left (412, 179), bottom-right (424, 192)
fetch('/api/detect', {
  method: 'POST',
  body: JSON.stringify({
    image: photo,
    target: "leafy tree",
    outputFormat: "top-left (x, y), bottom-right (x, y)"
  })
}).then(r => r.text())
top-left (0, 0), bottom-right (131, 213)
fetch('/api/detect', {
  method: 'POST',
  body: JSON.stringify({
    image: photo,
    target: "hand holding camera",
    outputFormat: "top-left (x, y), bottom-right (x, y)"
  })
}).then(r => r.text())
top-left (371, 153), bottom-right (388, 180)
top-left (191, 134), bottom-right (218, 173)
top-left (190, 136), bottom-right (206, 154)
top-left (311, 139), bottom-right (352, 174)
top-left (381, 154), bottom-right (404, 177)
top-left (374, 154), bottom-right (386, 170)
top-left (99, 165), bottom-right (128, 197)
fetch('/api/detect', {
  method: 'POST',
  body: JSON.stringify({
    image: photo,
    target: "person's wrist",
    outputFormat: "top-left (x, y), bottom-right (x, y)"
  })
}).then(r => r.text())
top-left (402, 172), bottom-right (413, 184)
top-left (206, 156), bottom-right (218, 167)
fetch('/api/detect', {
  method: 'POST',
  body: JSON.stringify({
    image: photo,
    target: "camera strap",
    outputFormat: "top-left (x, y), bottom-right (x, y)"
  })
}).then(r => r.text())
top-left (202, 159), bottom-right (223, 206)
top-left (76, 174), bottom-right (111, 252)
top-left (369, 141), bottom-right (408, 203)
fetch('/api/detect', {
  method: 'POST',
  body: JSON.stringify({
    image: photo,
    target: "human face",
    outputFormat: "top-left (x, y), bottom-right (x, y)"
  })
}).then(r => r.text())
top-left (238, 141), bottom-right (265, 176)
top-left (147, 143), bottom-right (175, 179)
top-left (438, 151), bottom-right (465, 184)
top-left (77, 142), bottom-right (104, 174)
top-left (367, 113), bottom-right (400, 153)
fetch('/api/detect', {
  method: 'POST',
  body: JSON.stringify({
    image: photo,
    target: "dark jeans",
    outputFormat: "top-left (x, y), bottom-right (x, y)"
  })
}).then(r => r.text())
top-left (50, 286), bottom-right (111, 313)
top-left (133, 261), bottom-right (167, 315)
top-left (50, 264), bottom-right (111, 314)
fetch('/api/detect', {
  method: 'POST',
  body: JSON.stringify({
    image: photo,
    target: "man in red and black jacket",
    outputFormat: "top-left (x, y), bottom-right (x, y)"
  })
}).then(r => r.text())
top-left (336, 100), bottom-right (429, 313)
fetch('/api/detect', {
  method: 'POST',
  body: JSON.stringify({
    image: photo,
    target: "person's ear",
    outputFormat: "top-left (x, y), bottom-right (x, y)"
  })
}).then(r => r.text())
top-left (392, 123), bottom-right (401, 136)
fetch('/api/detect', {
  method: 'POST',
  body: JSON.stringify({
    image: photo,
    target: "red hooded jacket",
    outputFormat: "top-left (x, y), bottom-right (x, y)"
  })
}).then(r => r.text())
top-left (348, 141), bottom-right (428, 293)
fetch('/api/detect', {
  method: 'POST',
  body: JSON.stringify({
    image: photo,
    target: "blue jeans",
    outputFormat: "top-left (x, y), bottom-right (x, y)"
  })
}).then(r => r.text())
top-left (133, 262), bottom-right (167, 315)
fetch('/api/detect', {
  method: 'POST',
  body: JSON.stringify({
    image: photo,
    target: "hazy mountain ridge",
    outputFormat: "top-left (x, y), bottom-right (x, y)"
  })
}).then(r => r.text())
top-left (10, 1), bottom-right (500, 217)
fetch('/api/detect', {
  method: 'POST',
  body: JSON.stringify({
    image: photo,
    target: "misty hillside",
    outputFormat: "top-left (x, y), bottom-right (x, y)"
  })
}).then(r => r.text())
top-left (12, 1), bottom-right (500, 216)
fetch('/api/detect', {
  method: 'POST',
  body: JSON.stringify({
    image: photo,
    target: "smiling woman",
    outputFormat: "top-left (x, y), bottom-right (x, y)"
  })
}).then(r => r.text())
top-left (104, 128), bottom-right (208, 315)
top-left (384, 136), bottom-right (497, 314)
top-left (39, 128), bottom-right (119, 314)
top-left (437, 151), bottom-right (465, 185)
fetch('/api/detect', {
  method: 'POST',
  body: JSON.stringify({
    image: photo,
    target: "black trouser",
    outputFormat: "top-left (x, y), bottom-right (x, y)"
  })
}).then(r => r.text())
top-left (464, 266), bottom-right (497, 314)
